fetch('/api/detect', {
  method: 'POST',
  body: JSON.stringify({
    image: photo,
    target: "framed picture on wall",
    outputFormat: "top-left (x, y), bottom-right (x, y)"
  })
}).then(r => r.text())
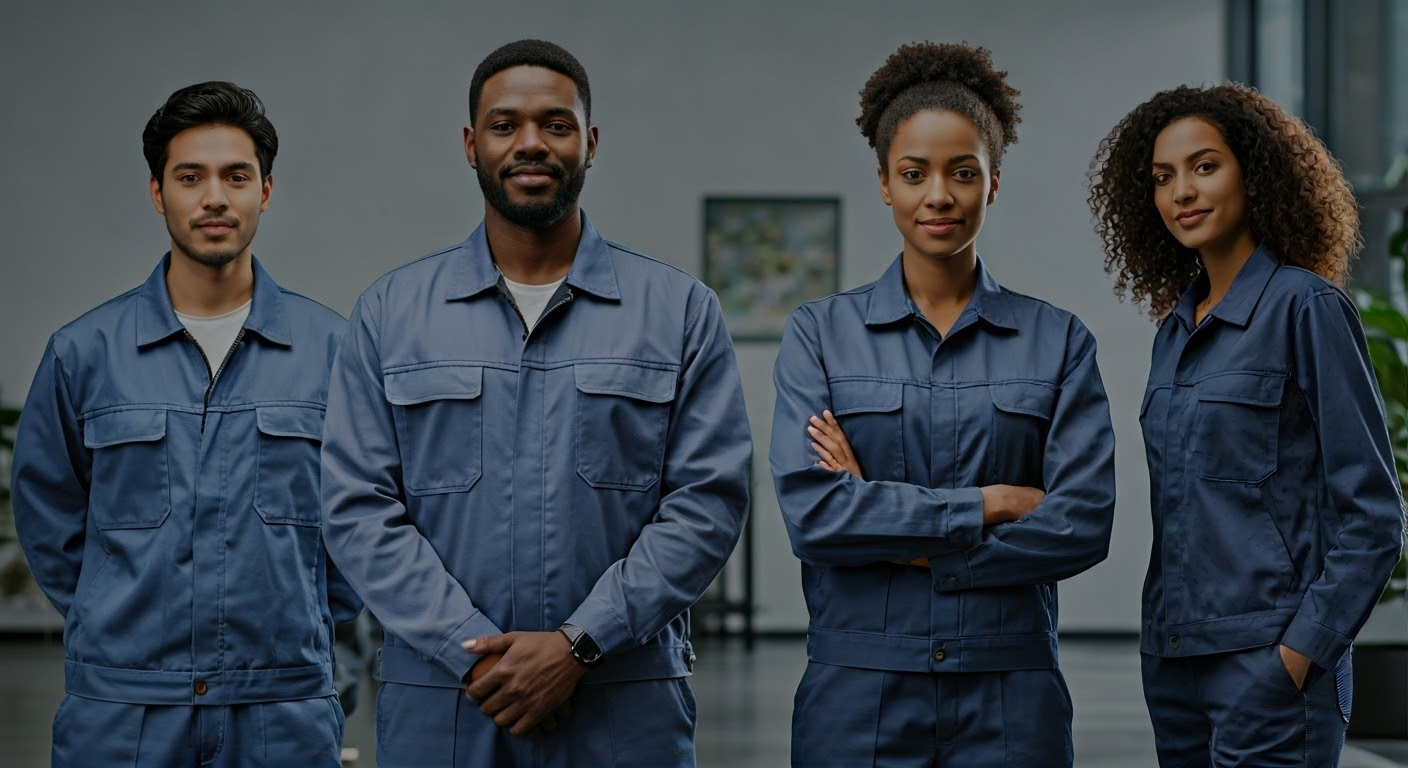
top-left (702, 196), bottom-right (841, 342)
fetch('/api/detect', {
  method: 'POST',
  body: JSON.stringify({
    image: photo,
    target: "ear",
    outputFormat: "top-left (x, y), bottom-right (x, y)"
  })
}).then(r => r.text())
top-left (149, 176), bottom-right (165, 215)
top-left (260, 174), bottom-right (274, 213)
top-left (585, 124), bottom-right (599, 168)
top-left (877, 165), bottom-right (892, 206)
top-left (987, 169), bottom-right (1001, 205)
top-left (464, 125), bottom-right (477, 169)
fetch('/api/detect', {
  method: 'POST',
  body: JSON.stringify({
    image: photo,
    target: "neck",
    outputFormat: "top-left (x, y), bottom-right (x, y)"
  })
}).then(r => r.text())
top-left (1198, 232), bottom-right (1258, 305)
top-left (901, 249), bottom-right (979, 308)
top-left (166, 249), bottom-right (254, 317)
top-left (484, 205), bottom-right (582, 284)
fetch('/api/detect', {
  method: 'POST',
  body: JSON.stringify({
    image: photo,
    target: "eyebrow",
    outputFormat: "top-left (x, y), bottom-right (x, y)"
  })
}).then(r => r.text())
top-left (170, 161), bottom-right (257, 174)
top-left (484, 106), bottom-right (580, 121)
top-left (897, 153), bottom-right (980, 166)
top-left (1151, 147), bottom-right (1221, 169)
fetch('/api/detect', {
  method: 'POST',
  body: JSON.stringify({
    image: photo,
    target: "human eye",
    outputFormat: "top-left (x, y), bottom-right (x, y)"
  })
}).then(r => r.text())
top-left (178, 173), bottom-right (200, 183)
top-left (1195, 160), bottom-right (1217, 174)
top-left (953, 168), bottom-right (979, 182)
top-left (545, 121), bottom-right (575, 133)
top-left (899, 169), bottom-right (924, 181)
top-left (228, 173), bottom-right (251, 183)
top-left (1152, 172), bottom-right (1171, 185)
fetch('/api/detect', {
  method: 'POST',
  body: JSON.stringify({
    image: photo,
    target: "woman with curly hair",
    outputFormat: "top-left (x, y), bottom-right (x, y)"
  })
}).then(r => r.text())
top-left (1089, 83), bottom-right (1403, 766)
top-left (770, 41), bottom-right (1116, 766)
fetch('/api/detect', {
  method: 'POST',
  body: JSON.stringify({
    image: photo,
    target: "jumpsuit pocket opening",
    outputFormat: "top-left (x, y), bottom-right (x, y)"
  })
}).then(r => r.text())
top-left (384, 366), bottom-right (485, 496)
top-left (1193, 373), bottom-right (1284, 484)
top-left (253, 405), bottom-right (325, 526)
top-left (82, 409), bottom-right (171, 530)
top-left (989, 381), bottom-right (1057, 422)
top-left (575, 362), bottom-right (677, 491)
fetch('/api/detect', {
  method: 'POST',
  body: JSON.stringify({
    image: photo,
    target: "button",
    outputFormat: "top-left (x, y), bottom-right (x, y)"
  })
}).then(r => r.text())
top-left (193, 680), bottom-right (208, 696)
top-left (933, 649), bottom-right (946, 662)
top-left (1169, 635), bottom-right (1180, 647)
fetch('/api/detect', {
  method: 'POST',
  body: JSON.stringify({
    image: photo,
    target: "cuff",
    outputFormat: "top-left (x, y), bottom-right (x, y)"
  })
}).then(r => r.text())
top-left (566, 599), bottom-right (634, 658)
top-left (433, 610), bottom-right (504, 683)
top-left (942, 486), bottom-right (985, 554)
top-left (1279, 614), bottom-right (1351, 671)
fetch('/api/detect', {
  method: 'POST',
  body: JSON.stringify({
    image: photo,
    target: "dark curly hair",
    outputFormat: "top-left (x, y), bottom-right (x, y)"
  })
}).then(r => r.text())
top-left (469, 39), bottom-right (591, 124)
top-left (857, 42), bottom-right (1021, 169)
top-left (142, 81), bottom-right (277, 187)
top-left (1088, 82), bottom-right (1361, 318)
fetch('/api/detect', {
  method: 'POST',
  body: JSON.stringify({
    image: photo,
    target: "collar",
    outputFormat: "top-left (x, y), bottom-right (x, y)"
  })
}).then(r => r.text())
top-left (136, 254), bottom-right (291, 348)
top-left (1172, 244), bottom-right (1277, 331)
top-left (864, 254), bottom-right (1019, 331)
top-left (445, 210), bottom-right (621, 302)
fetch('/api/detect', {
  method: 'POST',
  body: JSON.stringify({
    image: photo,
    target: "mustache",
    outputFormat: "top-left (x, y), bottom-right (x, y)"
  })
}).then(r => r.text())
top-left (500, 160), bottom-right (564, 180)
top-left (191, 216), bottom-right (237, 228)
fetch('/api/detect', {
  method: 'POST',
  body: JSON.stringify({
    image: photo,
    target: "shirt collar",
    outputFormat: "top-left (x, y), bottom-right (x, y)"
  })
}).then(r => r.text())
top-left (1171, 244), bottom-right (1277, 331)
top-left (445, 210), bottom-right (621, 302)
top-left (865, 254), bottom-right (1019, 331)
top-left (136, 253), bottom-right (291, 347)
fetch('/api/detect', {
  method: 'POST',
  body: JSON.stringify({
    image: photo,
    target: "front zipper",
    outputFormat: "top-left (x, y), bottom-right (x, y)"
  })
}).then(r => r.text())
top-left (185, 328), bottom-right (246, 432)
top-left (500, 285), bottom-right (575, 343)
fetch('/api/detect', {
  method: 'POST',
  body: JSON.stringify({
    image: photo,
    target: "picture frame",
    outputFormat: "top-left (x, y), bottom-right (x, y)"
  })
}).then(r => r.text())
top-left (701, 196), bottom-right (841, 342)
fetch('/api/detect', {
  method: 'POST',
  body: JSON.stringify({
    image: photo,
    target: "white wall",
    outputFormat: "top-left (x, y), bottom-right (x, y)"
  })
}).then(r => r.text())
top-left (0, 0), bottom-right (1226, 632)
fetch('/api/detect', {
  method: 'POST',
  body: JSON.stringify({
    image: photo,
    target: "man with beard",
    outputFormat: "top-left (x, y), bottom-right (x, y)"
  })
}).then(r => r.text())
top-left (321, 39), bottom-right (752, 767)
top-left (11, 81), bottom-right (360, 767)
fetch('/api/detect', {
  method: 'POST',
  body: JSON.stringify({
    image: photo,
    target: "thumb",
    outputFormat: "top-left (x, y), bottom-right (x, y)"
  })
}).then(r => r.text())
top-left (462, 632), bottom-right (513, 654)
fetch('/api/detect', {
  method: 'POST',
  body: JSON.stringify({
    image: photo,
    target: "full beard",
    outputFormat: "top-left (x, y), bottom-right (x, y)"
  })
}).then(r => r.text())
top-left (477, 163), bottom-right (587, 231)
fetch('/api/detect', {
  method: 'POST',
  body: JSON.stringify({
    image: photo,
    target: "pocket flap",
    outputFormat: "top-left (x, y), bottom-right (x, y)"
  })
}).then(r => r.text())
top-left (830, 379), bottom-right (903, 415)
top-left (84, 409), bottom-right (166, 449)
top-left (256, 406), bottom-right (325, 441)
top-left (990, 382), bottom-right (1056, 420)
top-left (1196, 372), bottom-right (1284, 407)
top-left (574, 363), bottom-right (677, 403)
top-left (384, 366), bottom-right (484, 406)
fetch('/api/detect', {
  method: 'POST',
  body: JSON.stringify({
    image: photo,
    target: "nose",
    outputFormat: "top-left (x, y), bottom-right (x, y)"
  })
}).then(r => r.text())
top-left (924, 177), bottom-right (955, 209)
top-left (1171, 173), bottom-right (1195, 205)
top-left (201, 178), bottom-right (229, 211)
top-left (513, 122), bottom-right (549, 159)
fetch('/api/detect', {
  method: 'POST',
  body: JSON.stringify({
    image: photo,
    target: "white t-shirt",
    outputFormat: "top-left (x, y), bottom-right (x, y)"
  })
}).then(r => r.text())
top-left (176, 300), bottom-right (251, 368)
top-left (503, 276), bottom-right (567, 332)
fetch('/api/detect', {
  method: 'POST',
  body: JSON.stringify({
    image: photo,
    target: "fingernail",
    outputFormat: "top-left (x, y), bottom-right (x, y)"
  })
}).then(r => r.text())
top-left (463, 639), bottom-right (477, 650)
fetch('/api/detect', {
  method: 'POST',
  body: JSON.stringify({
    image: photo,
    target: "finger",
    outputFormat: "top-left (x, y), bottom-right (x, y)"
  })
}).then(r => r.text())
top-left (477, 688), bottom-right (514, 717)
top-left (462, 633), bottom-right (513, 655)
top-left (466, 673), bottom-right (502, 703)
top-left (810, 441), bottom-right (838, 466)
top-left (508, 709), bottom-right (544, 737)
top-left (491, 699), bottom-right (528, 728)
top-left (807, 425), bottom-right (843, 452)
top-left (815, 459), bottom-right (844, 472)
top-left (823, 409), bottom-right (841, 426)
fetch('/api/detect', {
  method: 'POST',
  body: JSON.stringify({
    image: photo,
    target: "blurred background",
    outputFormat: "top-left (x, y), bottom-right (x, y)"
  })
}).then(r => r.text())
top-left (2, 1), bottom-right (1406, 765)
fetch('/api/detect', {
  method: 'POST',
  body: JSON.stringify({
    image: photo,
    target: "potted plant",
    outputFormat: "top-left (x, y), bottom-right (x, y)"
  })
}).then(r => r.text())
top-left (1348, 215), bottom-right (1408, 738)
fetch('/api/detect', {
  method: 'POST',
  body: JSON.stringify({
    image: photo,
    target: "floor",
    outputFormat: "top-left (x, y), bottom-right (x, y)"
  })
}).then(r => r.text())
top-left (3, 636), bottom-right (1406, 767)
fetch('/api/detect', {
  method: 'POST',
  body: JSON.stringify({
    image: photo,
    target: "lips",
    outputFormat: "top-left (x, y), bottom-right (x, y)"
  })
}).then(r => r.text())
top-left (920, 218), bottom-right (961, 236)
top-left (503, 162), bottom-right (562, 189)
top-left (1174, 210), bottom-right (1211, 228)
top-left (194, 219), bottom-right (236, 234)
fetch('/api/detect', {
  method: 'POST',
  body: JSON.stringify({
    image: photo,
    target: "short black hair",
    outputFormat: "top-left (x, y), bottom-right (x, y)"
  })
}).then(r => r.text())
top-left (469, 39), bottom-right (591, 124)
top-left (858, 42), bottom-right (1021, 170)
top-left (142, 81), bottom-right (277, 185)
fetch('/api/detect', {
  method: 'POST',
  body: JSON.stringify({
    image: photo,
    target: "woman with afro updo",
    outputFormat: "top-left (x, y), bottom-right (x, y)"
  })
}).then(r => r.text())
top-left (769, 42), bottom-right (1116, 766)
top-left (1089, 83), bottom-right (1403, 766)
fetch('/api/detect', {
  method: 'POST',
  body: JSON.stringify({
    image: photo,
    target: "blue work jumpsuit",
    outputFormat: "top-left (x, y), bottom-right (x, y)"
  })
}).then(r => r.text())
top-left (771, 256), bottom-right (1117, 767)
top-left (1138, 247), bottom-right (1404, 766)
top-left (321, 213), bottom-right (752, 767)
top-left (11, 256), bottom-right (360, 767)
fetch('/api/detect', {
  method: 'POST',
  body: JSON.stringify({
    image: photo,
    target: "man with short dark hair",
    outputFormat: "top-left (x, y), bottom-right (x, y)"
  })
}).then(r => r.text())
top-left (322, 39), bottom-right (752, 767)
top-left (11, 81), bottom-right (359, 767)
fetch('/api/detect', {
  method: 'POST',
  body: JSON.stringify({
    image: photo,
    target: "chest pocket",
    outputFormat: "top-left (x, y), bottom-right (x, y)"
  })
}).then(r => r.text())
top-left (254, 406), bottom-right (325, 526)
top-left (384, 366), bottom-right (484, 496)
top-left (1193, 372), bottom-right (1284, 484)
top-left (988, 382), bottom-right (1056, 487)
top-left (83, 409), bottom-right (171, 530)
top-left (830, 379), bottom-right (904, 481)
top-left (575, 363), bottom-right (677, 491)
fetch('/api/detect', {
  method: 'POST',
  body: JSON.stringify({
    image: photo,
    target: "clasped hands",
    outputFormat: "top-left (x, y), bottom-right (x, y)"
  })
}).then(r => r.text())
top-left (806, 410), bottom-right (1046, 567)
top-left (461, 630), bottom-right (585, 737)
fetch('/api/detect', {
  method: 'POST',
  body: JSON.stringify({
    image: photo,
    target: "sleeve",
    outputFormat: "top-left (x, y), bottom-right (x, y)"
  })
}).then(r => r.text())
top-left (320, 291), bottom-right (501, 682)
top-left (564, 288), bottom-right (752, 656)
top-left (928, 320), bottom-right (1117, 591)
top-left (769, 306), bottom-right (985, 567)
top-left (11, 338), bottom-right (90, 617)
top-left (1279, 290), bottom-right (1405, 670)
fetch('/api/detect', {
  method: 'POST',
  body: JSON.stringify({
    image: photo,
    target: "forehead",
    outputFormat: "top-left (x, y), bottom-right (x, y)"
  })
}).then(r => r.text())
top-left (888, 109), bottom-right (986, 160)
top-left (477, 66), bottom-right (583, 122)
top-left (164, 124), bottom-right (258, 169)
top-left (1152, 117), bottom-right (1230, 159)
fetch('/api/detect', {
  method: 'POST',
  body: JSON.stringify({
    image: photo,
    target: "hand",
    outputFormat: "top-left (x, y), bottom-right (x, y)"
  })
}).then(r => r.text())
top-left (467, 652), bottom-right (504, 684)
top-left (979, 485), bottom-right (1045, 525)
top-left (889, 556), bottom-right (931, 568)
top-left (462, 631), bottom-right (585, 737)
top-left (808, 410), bottom-right (863, 479)
top-left (1278, 644), bottom-right (1311, 690)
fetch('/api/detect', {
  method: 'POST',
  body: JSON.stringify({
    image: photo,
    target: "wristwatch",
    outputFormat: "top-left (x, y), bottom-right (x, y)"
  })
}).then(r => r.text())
top-left (558, 623), bottom-right (603, 665)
